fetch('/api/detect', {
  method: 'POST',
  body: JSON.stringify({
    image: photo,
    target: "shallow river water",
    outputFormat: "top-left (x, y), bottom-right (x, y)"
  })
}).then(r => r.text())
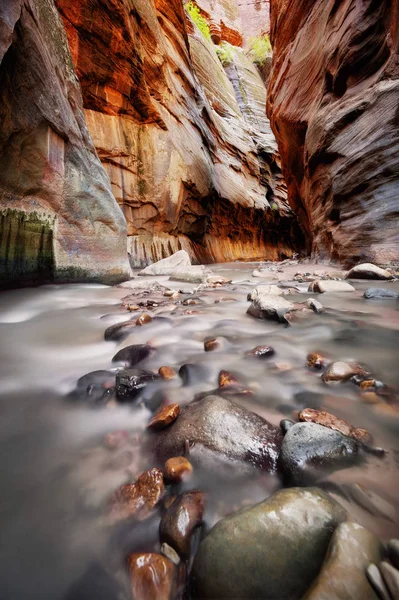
top-left (0, 262), bottom-right (398, 599)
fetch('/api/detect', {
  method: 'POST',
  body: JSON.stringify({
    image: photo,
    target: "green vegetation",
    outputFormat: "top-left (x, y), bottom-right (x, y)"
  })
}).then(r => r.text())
top-left (185, 2), bottom-right (211, 40)
top-left (215, 42), bottom-right (234, 66)
top-left (247, 34), bottom-right (272, 66)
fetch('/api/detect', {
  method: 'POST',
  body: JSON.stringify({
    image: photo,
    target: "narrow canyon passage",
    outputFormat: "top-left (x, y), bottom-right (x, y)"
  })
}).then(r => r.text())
top-left (0, 0), bottom-right (398, 599)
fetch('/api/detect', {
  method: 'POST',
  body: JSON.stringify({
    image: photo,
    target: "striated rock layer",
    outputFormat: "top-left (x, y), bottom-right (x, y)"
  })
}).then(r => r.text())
top-left (0, 0), bottom-right (130, 287)
top-left (57, 0), bottom-right (304, 267)
top-left (267, 0), bottom-right (399, 265)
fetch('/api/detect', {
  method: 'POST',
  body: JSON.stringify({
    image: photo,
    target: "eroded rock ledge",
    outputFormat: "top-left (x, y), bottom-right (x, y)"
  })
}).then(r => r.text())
top-left (267, 0), bottom-right (399, 265)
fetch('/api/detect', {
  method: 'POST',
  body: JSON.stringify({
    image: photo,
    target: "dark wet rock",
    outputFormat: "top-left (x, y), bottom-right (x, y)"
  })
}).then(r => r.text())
top-left (304, 522), bottom-right (382, 600)
top-left (154, 395), bottom-right (283, 475)
top-left (164, 457), bottom-right (193, 483)
top-left (306, 352), bottom-right (330, 369)
top-left (136, 313), bottom-right (152, 326)
top-left (127, 553), bottom-right (175, 600)
top-left (299, 408), bottom-right (372, 443)
top-left (204, 337), bottom-right (222, 352)
top-left (380, 561), bottom-right (399, 600)
top-left (247, 294), bottom-right (295, 323)
top-left (364, 287), bottom-right (399, 299)
top-left (109, 468), bottom-right (165, 523)
top-left (148, 404), bottom-right (180, 430)
top-left (112, 344), bottom-right (153, 366)
top-left (104, 320), bottom-right (136, 342)
top-left (115, 369), bottom-right (159, 402)
top-left (367, 565), bottom-right (391, 600)
top-left (280, 419), bottom-right (295, 433)
top-left (346, 263), bottom-right (393, 280)
top-left (280, 422), bottom-right (361, 484)
top-left (307, 298), bottom-right (324, 313)
top-left (190, 487), bottom-right (346, 600)
top-left (310, 280), bottom-right (355, 293)
top-left (160, 491), bottom-right (205, 558)
top-left (64, 563), bottom-right (122, 600)
top-left (178, 363), bottom-right (209, 386)
top-left (388, 539), bottom-right (399, 570)
top-left (246, 345), bottom-right (275, 359)
top-left (69, 369), bottom-right (118, 404)
top-left (322, 361), bottom-right (368, 384)
top-left (158, 366), bottom-right (178, 380)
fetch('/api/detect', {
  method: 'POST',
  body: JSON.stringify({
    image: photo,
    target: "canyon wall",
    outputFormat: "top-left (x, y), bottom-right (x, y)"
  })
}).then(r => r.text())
top-left (0, 0), bottom-right (130, 287)
top-left (267, 0), bottom-right (399, 265)
top-left (57, 0), bottom-right (303, 267)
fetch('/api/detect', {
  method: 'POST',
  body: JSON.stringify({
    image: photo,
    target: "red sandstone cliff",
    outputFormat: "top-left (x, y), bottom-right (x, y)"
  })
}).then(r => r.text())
top-left (267, 0), bottom-right (399, 264)
top-left (0, 0), bottom-right (130, 286)
top-left (56, 0), bottom-right (303, 266)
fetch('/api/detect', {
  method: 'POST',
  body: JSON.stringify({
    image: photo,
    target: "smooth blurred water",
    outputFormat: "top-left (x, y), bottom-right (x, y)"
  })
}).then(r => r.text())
top-left (0, 264), bottom-right (398, 599)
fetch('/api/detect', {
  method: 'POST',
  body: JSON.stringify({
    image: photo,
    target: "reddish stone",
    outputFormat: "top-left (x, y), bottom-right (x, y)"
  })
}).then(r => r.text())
top-left (109, 467), bottom-right (165, 523)
top-left (159, 491), bottom-right (206, 558)
top-left (299, 408), bottom-right (372, 443)
top-left (148, 404), bottom-right (180, 430)
top-left (136, 313), bottom-right (152, 326)
top-left (218, 370), bottom-right (239, 388)
top-left (164, 457), bottom-right (193, 483)
top-left (159, 366), bottom-right (178, 380)
top-left (127, 553), bottom-right (175, 600)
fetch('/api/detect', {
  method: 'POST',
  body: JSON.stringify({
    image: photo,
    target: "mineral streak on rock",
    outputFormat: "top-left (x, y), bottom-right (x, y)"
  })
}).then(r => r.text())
top-left (267, 0), bottom-right (399, 265)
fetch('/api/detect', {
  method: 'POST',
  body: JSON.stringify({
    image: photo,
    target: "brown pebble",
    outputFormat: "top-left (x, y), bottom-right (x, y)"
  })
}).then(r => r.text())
top-left (306, 352), bottom-right (329, 369)
top-left (299, 407), bottom-right (372, 443)
top-left (218, 370), bottom-right (239, 388)
top-left (360, 379), bottom-right (377, 390)
top-left (159, 366), bottom-right (178, 380)
top-left (246, 345), bottom-right (275, 359)
top-left (136, 313), bottom-right (152, 326)
top-left (127, 304), bottom-right (140, 312)
top-left (159, 491), bottom-right (206, 558)
top-left (204, 338), bottom-right (220, 352)
top-left (164, 456), bottom-right (193, 483)
top-left (148, 404), bottom-right (180, 430)
top-left (127, 553), bottom-right (175, 600)
top-left (109, 467), bottom-right (165, 523)
top-left (322, 361), bottom-right (368, 383)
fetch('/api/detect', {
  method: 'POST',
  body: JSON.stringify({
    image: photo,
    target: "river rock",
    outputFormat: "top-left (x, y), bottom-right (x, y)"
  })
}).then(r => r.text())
top-left (204, 337), bottom-right (223, 352)
top-left (247, 285), bottom-right (285, 300)
top-left (280, 422), bottom-right (360, 484)
top-left (190, 487), bottom-right (346, 600)
top-left (307, 352), bottom-right (330, 369)
top-left (367, 564), bottom-right (391, 600)
top-left (310, 280), bottom-right (356, 293)
top-left (246, 345), bottom-right (275, 358)
top-left (109, 468), bottom-right (165, 523)
top-left (247, 294), bottom-right (295, 323)
top-left (164, 457), bottom-right (193, 483)
top-left (138, 251), bottom-right (191, 276)
top-left (299, 408), bottom-right (372, 443)
top-left (179, 363), bottom-right (209, 386)
top-left (346, 263), bottom-right (393, 280)
top-left (159, 491), bottom-right (205, 558)
top-left (304, 522), bottom-right (382, 600)
top-left (170, 266), bottom-right (213, 284)
top-left (127, 553), bottom-right (175, 600)
top-left (148, 404), bottom-right (180, 430)
top-left (104, 320), bottom-right (136, 342)
top-left (158, 366), bottom-right (178, 380)
top-left (307, 298), bottom-right (324, 313)
top-left (112, 344), bottom-right (153, 366)
top-left (322, 361), bottom-right (367, 383)
top-left (115, 369), bottom-right (159, 402)
top-left (136, 313), bottom-right (152, 326)
top-left (364, 287), bottom-right (399, 299)
top-left (70, 369), bottom-right (118, 404)
top-left (154, 395), bottom-right (283, 474)
top-left (380, 561), bottom-right (399, 600)
top-left (280, 419), bottom-right (295, 433)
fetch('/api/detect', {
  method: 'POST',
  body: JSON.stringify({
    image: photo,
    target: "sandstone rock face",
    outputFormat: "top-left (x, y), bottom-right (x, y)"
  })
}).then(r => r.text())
top-left (56, 0), bottom-right (304, 267)
top-left (0, 0), bottom-right (130, 287)
top-left (267, 0), bottom-right (399, 265)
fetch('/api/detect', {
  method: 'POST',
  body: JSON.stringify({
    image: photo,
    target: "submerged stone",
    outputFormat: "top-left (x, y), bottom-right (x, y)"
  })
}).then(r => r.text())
top-left (112, 344), bottom-right (153, 366)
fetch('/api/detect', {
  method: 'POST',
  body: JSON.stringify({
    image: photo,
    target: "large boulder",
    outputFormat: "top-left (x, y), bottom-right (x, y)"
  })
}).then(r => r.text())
top-left (247, 293), bottom-right (295, 322)
top-left (310, 280), bottom-right (356, 293)
top-left (364, 287), bottom-right (398, 299)
top-left (154, 395), bottom-right (283, 475)
top-left (279, 422), bottom-right (361, 484)
top-left (138, 250), bottom-right (191, 276)
top-left (169, 266), bottom-right (213, 284)
top-left (304, 522), bottom-right (382, 600)
top-left (190, 487), bottom-right (346, 599)
top-left (346, 263), bottom-right (393, 280)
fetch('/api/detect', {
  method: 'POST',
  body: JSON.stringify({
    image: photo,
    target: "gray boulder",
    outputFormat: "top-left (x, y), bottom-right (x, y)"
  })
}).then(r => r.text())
top-left (154, 395), bottom-right (283, 475)
top-left (279, 422), bottom-right (360, 484)
top-left (310, 280), bottom-right (355, 293)
top-left (247, 285), bottom-right (285, 300)
top-left (247, 293), bottom-right (295, 323)
top-left (138, 250), bottom-right (191, 276)
top-left (190, 487), bottom-right (346, 599)
top-left (304, 522), bottom-right (382, 600)
top-left (364, 287), bottom-right (398, 299)
top-left (170, 265), bottom-right (213, 283)
top-left (346, 263), bottom-right (393, 280)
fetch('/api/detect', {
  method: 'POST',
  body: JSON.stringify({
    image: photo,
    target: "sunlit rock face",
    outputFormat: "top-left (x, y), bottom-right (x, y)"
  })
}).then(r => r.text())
top-left (57, 0), bottom-right (304, 267)
top-left (0, 0), bottom-right (130, 287)
top-left (267, 0), bottom-right (399, 265)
